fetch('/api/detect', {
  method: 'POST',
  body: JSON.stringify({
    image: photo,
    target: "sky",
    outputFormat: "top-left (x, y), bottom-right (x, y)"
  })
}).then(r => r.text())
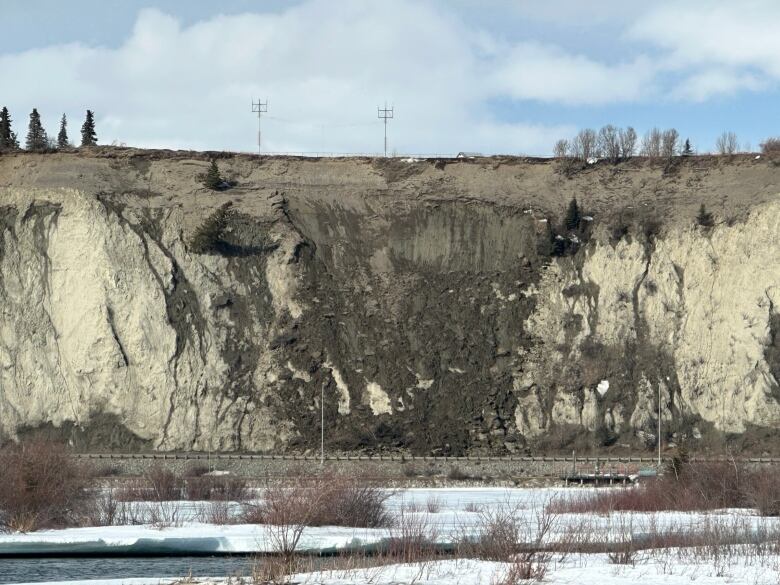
top-left (1, 0), bottom-right (779, 156)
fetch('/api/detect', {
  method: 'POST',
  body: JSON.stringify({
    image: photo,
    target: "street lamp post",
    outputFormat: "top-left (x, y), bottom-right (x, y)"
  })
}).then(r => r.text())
top-left (658, 384), bottom-right (662, 468)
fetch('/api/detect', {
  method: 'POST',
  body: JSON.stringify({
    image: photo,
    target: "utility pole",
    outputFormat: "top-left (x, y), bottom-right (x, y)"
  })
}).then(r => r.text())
top-left (251, 99), bottom-right (268, 153)
top-left (377, 103), bottom-right (393, 157)
top-left (320, 382), bottom-right (325, 467)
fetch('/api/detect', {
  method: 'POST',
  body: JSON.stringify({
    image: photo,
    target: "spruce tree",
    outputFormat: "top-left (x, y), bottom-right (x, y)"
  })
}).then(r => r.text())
top-left (0, 107), bottom-right (19, 150)
top-left (80, 110), bottom-right (97, 146)
top-left (696, 203), bottom-right (714, 227)
top-left (57, 114), bottom-right (69, 148)
top-left (682, 139), bottom-right (693, 156)
top-left (564, 197), bottom-right (581, 231)
top-left (189, 202), bottom-right (234, 253)
top-left (25, 108), bottom-right (48, 151)
top-left (203, 160), bottom-right (223, 190)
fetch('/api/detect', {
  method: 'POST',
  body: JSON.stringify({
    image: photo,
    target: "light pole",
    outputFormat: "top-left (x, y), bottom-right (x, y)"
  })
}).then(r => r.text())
top-left (658, 384), bottom-right (662, 468)
top-left (321, 382), bottom-right (325, 467)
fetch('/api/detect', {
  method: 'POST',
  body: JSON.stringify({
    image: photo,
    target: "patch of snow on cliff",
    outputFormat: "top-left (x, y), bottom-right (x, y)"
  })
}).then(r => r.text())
top-left (365, 381), bottom-right (392, 415)
top-left (325, 361), bottom-right (351, 415)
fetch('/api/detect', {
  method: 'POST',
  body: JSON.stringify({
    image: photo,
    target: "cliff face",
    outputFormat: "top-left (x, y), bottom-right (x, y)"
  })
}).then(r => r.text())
top-left (1, 150), bottom-right (779, 454)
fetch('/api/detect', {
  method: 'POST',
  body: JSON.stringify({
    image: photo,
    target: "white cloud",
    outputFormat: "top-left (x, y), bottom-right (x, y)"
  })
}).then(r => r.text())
top-left (672, 69), bottom-right (766, 102)
top-left (628, 2), bottom-right (780, 99)
top-left (489, 42), bottom-right (657, 105)
top-left (0, 1), bottom-right (645, 155)
top-left (1, 0), bottom-right (774, 154)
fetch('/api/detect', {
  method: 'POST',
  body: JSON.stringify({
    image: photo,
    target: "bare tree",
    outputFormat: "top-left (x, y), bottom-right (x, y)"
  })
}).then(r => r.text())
top-left (619, 127), bottom-right (637, 159)
top-left (598, 125), bottom-right (621, 162)
top-left (715, 131), bottom-right (738, 155)
top-left (641, 128), bottom-right (662, 157)
top-left (761, 138), bottom-right (780, 154)
top-left (553, 139), bottom-right (569, 158)
top-left (661, 128), bottom-right (680, 158)
top-left (572, 128), bottom-right (598, 161)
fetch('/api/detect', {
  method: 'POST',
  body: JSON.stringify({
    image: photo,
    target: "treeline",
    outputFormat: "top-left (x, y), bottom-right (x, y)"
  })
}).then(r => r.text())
top-left (555, 126), bottom-right (780, 160)
top-left (0, 107), bottom-right (97, 152)
top-left (554, 126), bottom-right (692, 161)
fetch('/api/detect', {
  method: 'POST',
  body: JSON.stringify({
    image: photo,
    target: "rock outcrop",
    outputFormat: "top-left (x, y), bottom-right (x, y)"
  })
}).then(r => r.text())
top-left (1, 149), bottom-right (779, 454)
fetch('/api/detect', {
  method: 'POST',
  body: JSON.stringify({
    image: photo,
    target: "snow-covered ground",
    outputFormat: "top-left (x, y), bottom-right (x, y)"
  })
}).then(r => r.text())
top-left (1, 487), bottom-right (777, 555)
top-left (4, 487), bottom-right (780, 583)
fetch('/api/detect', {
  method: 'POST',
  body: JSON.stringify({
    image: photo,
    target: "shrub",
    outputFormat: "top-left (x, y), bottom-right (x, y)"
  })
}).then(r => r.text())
top-left (761, 138), bottom-right (780, 154)
top-left (742, 469), bottom-right (780, 516)
top-left (117, 465), bottom-right (183, 502)
top-left (0, 439), bottom-right (92, 531)
top-left (425, 496), bottom-right (442, 514)
top-left (385, 509), bottom-right (438, 563)
top-left (473, 504), bottom-right (554, 582)
top-left (550, 460), bottom-right (755, 515)
top-left (493, 557), bottom-right (549, 583)
top-left (243, 475), bottom-right (392, 529)
top-left (447, 465), bottom-right (471, 480)
top-left (184, 475), bottom-right (249, 502)
top-left (608, 543), bottom-right (637, 565)
top-left (198, 500), bottom-right (234, 525)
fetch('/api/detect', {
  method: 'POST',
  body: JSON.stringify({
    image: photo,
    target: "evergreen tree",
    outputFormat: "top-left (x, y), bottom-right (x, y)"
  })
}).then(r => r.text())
top-left (25, 108), bottom-right (48, 151)
top-left (203, 160), bottom-right (223, 190)
top-left (57, 114), bottom-right (69, 148)
top-left (80, 110), bottom-right (97, 146)
top-left (696, 203), bottom-right (714, 227)
top-left (550, 234), bottom-right (567, 257)
top-left (0, 107), bottom-right (19, 150)
top-left (189, 202), bottom-right (234, 253)
top-left (564, 197), bottom-right (581, 231)
top-left (682, 139), bottom-right (693, 156)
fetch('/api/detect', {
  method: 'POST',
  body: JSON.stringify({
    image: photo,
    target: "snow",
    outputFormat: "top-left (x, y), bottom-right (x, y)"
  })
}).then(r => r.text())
top-left (0, 523), bottom-right (387, 555)
top-left (2, 487), bottom-right (778, 556)
top-left (5, 488), bottom-right (780, 583)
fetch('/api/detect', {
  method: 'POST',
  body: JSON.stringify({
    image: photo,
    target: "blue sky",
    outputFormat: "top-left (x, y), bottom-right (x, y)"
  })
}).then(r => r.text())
top-left (1, 0), bottom-right (778, 155)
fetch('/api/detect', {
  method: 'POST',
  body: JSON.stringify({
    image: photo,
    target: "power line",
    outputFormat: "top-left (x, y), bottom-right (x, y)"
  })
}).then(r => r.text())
top-left (265, 115), bottom-right (379, 129)
top-left (377, 103), bottom-right (394, 157)
top-left (251, 98), bottom-right (268, 153)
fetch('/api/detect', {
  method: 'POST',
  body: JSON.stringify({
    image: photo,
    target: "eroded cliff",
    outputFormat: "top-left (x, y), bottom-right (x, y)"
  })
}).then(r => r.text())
top-left (1, 149), bottom-right (779, 454)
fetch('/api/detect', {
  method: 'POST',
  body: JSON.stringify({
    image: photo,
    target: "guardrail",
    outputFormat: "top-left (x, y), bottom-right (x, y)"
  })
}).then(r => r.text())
top-left (71, 452), bottom-right (780, 464)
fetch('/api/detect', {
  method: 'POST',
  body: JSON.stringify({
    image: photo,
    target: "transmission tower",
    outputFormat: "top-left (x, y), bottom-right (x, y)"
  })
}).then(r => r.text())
top-left (252, 99), bottom-right (268, 153)
top-left (377, 103), bottom-right (394, 157)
